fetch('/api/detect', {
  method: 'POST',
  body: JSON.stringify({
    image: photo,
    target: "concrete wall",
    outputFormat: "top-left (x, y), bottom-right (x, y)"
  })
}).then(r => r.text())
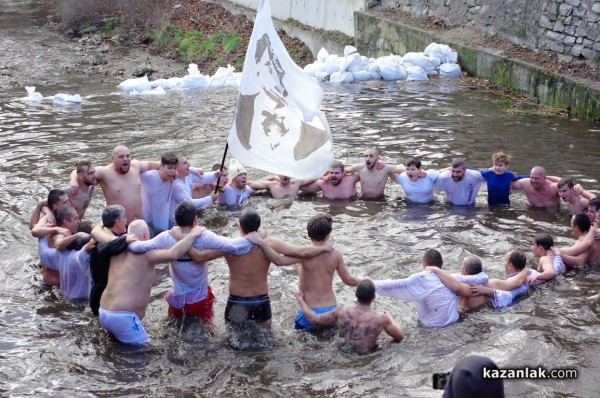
top-left (379, 0), bottom-right (600, 67)
top-left (224, 0), bottom-right (367, 37)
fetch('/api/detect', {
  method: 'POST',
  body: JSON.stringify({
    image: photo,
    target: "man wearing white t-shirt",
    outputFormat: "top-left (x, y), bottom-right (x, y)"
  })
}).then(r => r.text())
top-left (391, 157), bottom-right (439, 203)
top-left (140, 152), bottom-right (178, 234)
top-left (435, 158), bottom-right (484, 205)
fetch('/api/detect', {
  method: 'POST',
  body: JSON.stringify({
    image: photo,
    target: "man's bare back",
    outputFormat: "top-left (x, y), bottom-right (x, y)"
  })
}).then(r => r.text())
top-left (225, 247), bottom-right (271, 297)
top-left (336, 305), bottom-right (395, 354)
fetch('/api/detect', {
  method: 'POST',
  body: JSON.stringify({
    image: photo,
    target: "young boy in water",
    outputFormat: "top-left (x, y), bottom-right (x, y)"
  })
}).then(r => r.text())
top-left (476, 151), bottom-right (526, 205)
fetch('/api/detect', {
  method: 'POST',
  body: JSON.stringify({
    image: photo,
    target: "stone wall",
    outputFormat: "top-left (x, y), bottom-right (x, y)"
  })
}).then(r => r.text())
top-left (380, 0), bottom-right (600, 66)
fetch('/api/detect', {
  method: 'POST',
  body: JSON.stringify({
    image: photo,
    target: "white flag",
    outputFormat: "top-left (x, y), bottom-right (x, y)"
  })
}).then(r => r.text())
top-left (228, 0), bottom-right (334, 179)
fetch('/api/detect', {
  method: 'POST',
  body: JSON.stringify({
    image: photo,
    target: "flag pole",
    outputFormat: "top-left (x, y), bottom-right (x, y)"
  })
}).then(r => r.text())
top-left (213, 142), bottom-right (229, 194)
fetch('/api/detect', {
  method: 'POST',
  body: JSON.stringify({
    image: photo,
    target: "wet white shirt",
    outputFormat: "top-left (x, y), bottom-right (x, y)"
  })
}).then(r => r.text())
top-left (395, 170), bottom-right (439, 203)
top-left (140, 170), bottom-right (173, 232)
top-left (217, 184), bottom-right (254, 206)
top-left (435, 169), bottom-right (484, 205)
top-left (169, 169), bottom-right (218, 226)
top-left (374, 271), bottom-right (459, 327)
top-left (38, 237), bottom-right (91, 299)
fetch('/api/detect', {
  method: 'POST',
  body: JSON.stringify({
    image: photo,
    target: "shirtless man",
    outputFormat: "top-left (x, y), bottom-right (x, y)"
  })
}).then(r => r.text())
top-left (72, 145), bottom-right (160, 222)
top-left (68, 160), bottom-right (97, 220)
top-left (140, 152), bottom-right (178, 234)
top-left (222, 210), bottom-right (304, 331)
top-left (266, 213), bottom-right (359, 330)
top-left (249, 175), bottom-right (317, 199)
top-left (557, 178), bottom-right (597, 215)
top-left (345, 148), bottom-right (406, 198)
top-left (527, 234), bottom-right (565, 284)
top-left (32, 205), bottom-right (86, 252)
top-left (301, 160), bottom-right (359, 199)
top-left (558, 213), bottom-right (600, 267)
top-left (510, 166), bottom-right (561, 209)
top-left (98, 220), bottom-right (204, 344)
top-left (294, 279), bottom-right (404, 354)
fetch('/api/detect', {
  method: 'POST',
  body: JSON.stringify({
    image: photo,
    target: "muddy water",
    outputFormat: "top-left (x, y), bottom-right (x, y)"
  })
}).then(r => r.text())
top-left (2, 1), bottom-right (600, 397)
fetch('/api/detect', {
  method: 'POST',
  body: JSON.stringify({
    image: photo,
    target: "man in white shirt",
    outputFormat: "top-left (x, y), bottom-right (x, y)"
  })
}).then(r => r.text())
top-left (140, 152), bottom-right (178, 234)
top-left (217, 159), bottom-right (254, 206)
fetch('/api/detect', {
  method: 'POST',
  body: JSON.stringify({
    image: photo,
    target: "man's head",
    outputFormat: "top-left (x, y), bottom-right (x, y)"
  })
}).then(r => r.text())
top-left (504, 250), bottom-right (527, 273)
top-left (355, 279), bottom-right (376, 305)
top-left (228, 159), bottom-right (247, 189)
top-left (213, 164), bottom-right (228, 188)
top-left (239, 209), bottom-right (261, 234)
top-left (557, 178), bottom-right (575, 202)
top-left (111, 145), bottom-right (132, 174)
top-left (461, 255), bottom-right (482, 275)
top-left (159, 152), bottom-right (178, 181)
top-left (450, 159), bottom-right (467, 182)
top-left (529, 166), bottom-right (547, 190)
top-left (101, 204), bottom-right (127, 234)
top-left (531, 234), bottom-right (553, 257)
top-left (307, 213), bottom-right (333, 242)
top-left (363, 148), bottom-right (380, 170)
top-left (423, 249), bottom-right (443, 269)
top-left (491, 151), bottom-right (509, 175)
top-left (278, 175), bottom-right (291, 185)
top-left (588, 198), bottom-right (600, 224)
top-left (328, 160), bottom-right (345, 186)
top-left (75, 160), bottom-right (97, 186)
top-left (405, 157), bottom-right (422, 179)
top-left (571, 212), bottom-right (591, 236)
top-left (55, 205), bottom-right (80, 234)
top-left (47, 189), bottom-right (69, 212)
top-left (175, 200), bottom-right (198, 227)
top-left (127, 219), bottom-right (150, 241)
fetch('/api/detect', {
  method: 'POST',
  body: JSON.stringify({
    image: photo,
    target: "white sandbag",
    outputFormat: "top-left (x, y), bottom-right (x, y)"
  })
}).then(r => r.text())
top-left (304, 62), bottom-right (327, 77)
top-left (163, 77), bottom-right (183, 89)
top-left (317, 47), bottom-right (329, 63)
top-left (365, 63), bottom-right (381, 80)
top-left (117, 76), bottom-right (152, 93)
top-left (23, 86), bottom-right (44, 101)
top-left (352, 70), bottom-right (372, 81)
top-left (345, 53), bottom-right (367, 72)
top-left (323, 54), bottom-right (340, 76)
top-left (376, 56), bottom-right (407, 81)
top-left (52, 93), bottom-right (82, 103)
top-left (315, 71), bottom-right (329, 82)
top-left (402, 52), bottom-right (430, 69)
top-left (208, 65), bottom-right (238, 87)
top-left (343, 45), bottom-right (358, 57)
top-left (439, 62), bottom-right (462, 77)
top-left (329, 71), bottom-right (354, 83)
top-left (181, 73), bottom-right (209, 89)
top-left (405, 65), bottom-right (428, 81)
top-left (424, 42), bottom-right (458, 64)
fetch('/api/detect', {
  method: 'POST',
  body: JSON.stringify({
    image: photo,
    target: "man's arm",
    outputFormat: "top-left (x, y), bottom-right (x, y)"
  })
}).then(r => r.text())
top-left (380, 311), bottom-right (404, 342)
top-left (510, 178), bottom-right (528, 190)
top-left (560, 252), bottom-right (588, 267)
top-left (136, 159), bottom-right (161, 173)
top-left (91, 225), bottom-right (117, 243)
top-left (247, 180), bottom-right (273, 191)
top-left (558, 228), bottom-right (595, 256)
top-left (425, 266), bottom-right (473, 297)
top-left (294, 289), bottom-right (337, 327)
top-left (145, 225), bottom-right (205, 263)
top-left (246, 233), bottom-right (301, 266)
top-left (31, 216), bottom-right (69, 238)
top-left (335, 252), bottom-right (359, 287)
top-left (486, 267), bottom-right (529, 290)
top-left (528, 258), bottom-right (555, 283)
top-left (29, 199), bottom-right (50, 230)
top-left (54, 232), bottom-right (88, 251)
top-left (299, 179), bottom-right (323, 193)
top-left (264, 236), bottom-right (332, 258)
top-left (187, 247), bottom-right (225, 263)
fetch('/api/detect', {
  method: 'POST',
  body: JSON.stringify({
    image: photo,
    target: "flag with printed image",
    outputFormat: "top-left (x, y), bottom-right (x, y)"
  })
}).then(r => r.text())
top-left (228, 0), bottom-right (333, 179)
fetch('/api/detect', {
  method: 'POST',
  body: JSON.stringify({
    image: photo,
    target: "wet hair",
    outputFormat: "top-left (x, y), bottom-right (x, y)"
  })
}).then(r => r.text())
top-left (491, 151), bottom-right (510, 165)
top-left (557, 178), bottom-right (574, 189)
top-left (102, 205), bottom-right (125, 228)
top-left (55, 205), bottom-right (77, 226)
top-left (507, 250), bottom-right (527, 270)
top-left (212, 163), bottom-right (227, 172)
top-left (589, 198), bottom-right (600, 211)
top-left (239, 209), bottom-right (261, 233)
top-left (355, 279), bottom-right (376, 304)
top-left (462, 255), bottom-right (482, 275)
top-left (47, 189), bottom-right (66, 209)
top-left (451, 158), bottom-right (466, 169)
top-left (77, 220), bottom-right (94, 234)
top-left (75, 160), bottom-right (93, 174)
top-left (573, 212), bottom-right (591, 233)
top-left (329, 160), bottom-right (345, 171)
top-left (534, 234), bottom-right (554, 250)
top-left (307, 213), bottom-right (333, 241)
top-left (160, 152), bottom-right (178, 167)
top-left (175, 201), bottom-right (197, 227)
top-left (423, 249), bottom-right (443, 268)
top-left (405, 157), bottom-right (422, 169)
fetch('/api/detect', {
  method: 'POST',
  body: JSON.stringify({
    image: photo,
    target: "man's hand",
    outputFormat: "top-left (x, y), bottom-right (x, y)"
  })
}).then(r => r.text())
top-left (125, 234), bottom-right (138, 243)
top-left (210, 192), bottom-right (218, 202)
top-left (68, 184), bottom-right (79, 197)
top-left (595, 229), bottom-right (600, 240)
top-left (84, 238), bottom-right (97, 252)
top-left (195, 168), bottom-right (204, 179)
top-left (295, 288), bottom-right (305, 303)
top-left (170, 226), bottom-right (183, 240)
top-left (321, 241), bottom-right (333, 252)
top-left (258, 227), bottom-right (268, 239)
top-left (375, 160), bottom-right (386, 170)
top-left (189, 225), bottom-right (206, 237)
top-left (244, 231), bottom-right (263, 245)
top-left (527, 274), bottom-right (539, 285)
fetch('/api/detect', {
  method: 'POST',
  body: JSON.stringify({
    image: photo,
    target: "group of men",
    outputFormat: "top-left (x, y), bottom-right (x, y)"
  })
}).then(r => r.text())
top-left (27, 144), bottom-right (600, 353)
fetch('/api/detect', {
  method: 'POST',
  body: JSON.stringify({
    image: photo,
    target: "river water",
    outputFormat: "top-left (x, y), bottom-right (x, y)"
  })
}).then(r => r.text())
top-left (1, 1), bottom-right (600, 397)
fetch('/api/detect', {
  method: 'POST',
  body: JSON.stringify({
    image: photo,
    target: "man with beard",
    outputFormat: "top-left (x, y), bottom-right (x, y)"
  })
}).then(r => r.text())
top-left (435, 158), bottom-right (485, 205)
top-left (140, 152), bottom-right (178, 234)
top-left (300, 160), bottom-right (360, 199)
top-left (71, 145), bottom-right (160, 222)
top-left (510, 166), bottom-right (561, 209)
top-left (68, 160), bottom-right (97, 220)
top-left (345, 148), bottom-right (409, 198)
top-left (249, 175), bottom-right (317, 199)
